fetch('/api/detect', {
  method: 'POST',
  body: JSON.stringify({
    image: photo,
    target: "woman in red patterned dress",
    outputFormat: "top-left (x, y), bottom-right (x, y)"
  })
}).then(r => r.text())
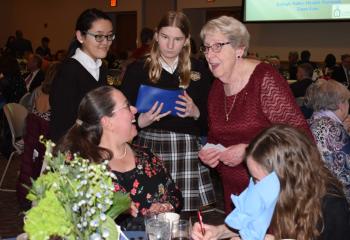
top-left (198, 16), bottom-right (311, 214)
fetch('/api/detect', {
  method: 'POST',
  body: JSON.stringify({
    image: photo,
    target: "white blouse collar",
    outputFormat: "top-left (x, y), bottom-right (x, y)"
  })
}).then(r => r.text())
top-left (159, 56), bottom-right (179, 74)
top-left (72, 48), bottom-right (102, 81)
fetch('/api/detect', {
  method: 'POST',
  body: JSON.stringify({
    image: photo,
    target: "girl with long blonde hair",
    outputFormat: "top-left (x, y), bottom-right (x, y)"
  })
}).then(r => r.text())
top-left (121, 11), bottom-right (215, 212)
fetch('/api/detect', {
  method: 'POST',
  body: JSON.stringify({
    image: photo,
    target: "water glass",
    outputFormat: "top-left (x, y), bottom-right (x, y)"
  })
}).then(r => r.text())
top-left (146, 218), bottom-right (171, 240)
top-left (171, 219), bottom-right (190, 240)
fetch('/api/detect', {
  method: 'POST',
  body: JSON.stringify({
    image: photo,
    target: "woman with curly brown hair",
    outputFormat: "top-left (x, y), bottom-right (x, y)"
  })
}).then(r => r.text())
top-left (192, 125), bottom-right (350, 240)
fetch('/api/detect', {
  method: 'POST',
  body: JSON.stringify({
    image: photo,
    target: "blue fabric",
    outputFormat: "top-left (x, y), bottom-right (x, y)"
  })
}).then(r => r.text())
top-left (225, 172), bottom-right (280, 240)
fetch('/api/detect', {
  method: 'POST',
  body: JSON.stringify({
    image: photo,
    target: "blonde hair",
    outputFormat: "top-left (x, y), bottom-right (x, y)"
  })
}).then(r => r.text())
top-left (200, 16), bottom-right (250, 56)
top-left (246, 124), bottom-right (344, 240)
top-left (305, 79), bottom-right (350, 111)
top-left (146, 11), bottom-right (191, 87)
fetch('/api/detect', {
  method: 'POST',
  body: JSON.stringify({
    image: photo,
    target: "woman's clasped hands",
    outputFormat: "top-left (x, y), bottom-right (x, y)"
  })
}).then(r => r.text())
top-left (199, 143), bottom-right (248, 168)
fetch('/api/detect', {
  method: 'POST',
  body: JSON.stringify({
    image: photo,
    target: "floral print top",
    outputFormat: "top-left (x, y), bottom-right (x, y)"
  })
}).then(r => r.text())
top-left (112, 144), bottom-right (183, 216)
top-left (308, 113), bottom-right (350, 202)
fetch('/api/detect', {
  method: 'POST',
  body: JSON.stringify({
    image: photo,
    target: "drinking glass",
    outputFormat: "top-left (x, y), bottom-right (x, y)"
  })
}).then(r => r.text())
top-left (171, 219), bottom-right (190, 240)
top-left (146, 218), bottom-right (171, 240)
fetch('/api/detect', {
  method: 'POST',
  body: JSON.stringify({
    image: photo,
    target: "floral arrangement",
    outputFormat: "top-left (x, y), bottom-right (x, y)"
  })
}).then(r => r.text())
top-left (23, 139), bottom-right (131, 240)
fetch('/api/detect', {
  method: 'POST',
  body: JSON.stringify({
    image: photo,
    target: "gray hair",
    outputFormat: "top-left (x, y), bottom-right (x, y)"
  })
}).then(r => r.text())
top-left (305, 79), bottom-right (350, 111)
top-left (200, 16), bottom-right (250, 56)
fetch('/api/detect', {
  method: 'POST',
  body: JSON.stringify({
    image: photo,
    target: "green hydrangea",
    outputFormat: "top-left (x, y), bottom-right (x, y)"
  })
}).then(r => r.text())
top-left (24, 190), bottom-right (74, 240)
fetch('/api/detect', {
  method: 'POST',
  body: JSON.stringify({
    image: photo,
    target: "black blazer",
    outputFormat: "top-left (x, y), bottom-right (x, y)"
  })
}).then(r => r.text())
top-left (26, 70), bottom-right (45, 93)
top-left (332, 66), bottom-right (348, 87)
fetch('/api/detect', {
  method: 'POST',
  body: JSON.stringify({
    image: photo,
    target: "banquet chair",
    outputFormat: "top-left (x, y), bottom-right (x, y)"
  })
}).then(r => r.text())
top-left (19, 92), bottom-right (34, 111)
top-left (0, 103), bottom-right (28, 192)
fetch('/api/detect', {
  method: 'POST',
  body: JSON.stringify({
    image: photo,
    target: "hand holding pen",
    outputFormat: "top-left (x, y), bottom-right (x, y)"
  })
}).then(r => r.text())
top-left (197, 210), bottom-right (205, 235)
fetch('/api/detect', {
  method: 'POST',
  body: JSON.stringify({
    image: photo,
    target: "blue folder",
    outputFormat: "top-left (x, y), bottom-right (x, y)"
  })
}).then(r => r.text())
top-left (135, 84), bottom-right (184, 116)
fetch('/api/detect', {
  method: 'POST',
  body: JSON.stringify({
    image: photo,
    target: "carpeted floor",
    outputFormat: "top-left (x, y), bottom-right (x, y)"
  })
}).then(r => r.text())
top-left (0, 153), bottom-right (24, 239)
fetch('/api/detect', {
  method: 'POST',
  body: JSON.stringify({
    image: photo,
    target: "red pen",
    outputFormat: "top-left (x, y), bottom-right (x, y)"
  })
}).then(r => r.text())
top-left (197, 210), bottom-right (205, 235)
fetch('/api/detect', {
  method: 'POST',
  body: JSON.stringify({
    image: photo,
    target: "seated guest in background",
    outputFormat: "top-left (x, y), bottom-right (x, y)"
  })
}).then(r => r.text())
top-left (55, 86), bottom-right (183, 229)
top-left (332, 54), bottom-right (350, 88)
top-left (290, 63), bottom-right (314, 98)
top-left (306, 79), bottom-right (350, 202)
top-left (1, 36), bottom-right (16, 56)
top-left (288, 51), bottom-right (299, 80)
top-left (266, 56), bottom-right (283, 76)
top-left (16, 61), bottom-right (60, 210)
top-left (323, 53), bottom-right (337, 77)
top-left (54, 49), bottom-right (67, 62)
top-left (35, 36), bottom-right (52, 60)
top-left (298, 50), bottom-right (318, 69)
top-left (246, 51), bottom-right (259, 60)
top-left (0, 54), bottom-right (26, 103)
top-left (24, 53), bottom-right (45, 92)
top-left (130, 27), bottom-right (154, 60)
top-left (13, 30), bottom-right (33, 58)
top-left (192, 125), bottom-right (350, 240)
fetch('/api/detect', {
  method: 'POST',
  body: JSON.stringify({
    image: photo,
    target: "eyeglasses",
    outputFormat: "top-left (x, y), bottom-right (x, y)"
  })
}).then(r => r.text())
top-left (200, 42), bottom-right (231, 54)
top-left (112, 101), bottom-right (131, 114)
top-left (85, 31), bottom-right (116, 42)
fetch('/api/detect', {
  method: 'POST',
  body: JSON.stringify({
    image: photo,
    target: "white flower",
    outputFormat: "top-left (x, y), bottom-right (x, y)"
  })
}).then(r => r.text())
top-left (100, 213), bottom-right (107, 221)
top-left (90, 219), bottom-right (99, 227)
top-left (72, 204), bottom-right (79, 212)
top-left (90, 208), bottom-right (96, 214)
top-left (90, 233), bottom-right (102, 240)
top-left (102, 229), bottom-right (110, 238)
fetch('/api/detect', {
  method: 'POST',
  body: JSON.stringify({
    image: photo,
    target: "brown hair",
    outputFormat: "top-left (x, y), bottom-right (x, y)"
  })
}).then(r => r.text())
top-left (146, 11), bottom-right (191, 87)
top-left (41, 61), bottom-right (60, 94)
top-left (245, 124), bottom-right (344, 240)
top-left (54, 86), bottom-right (119, 163)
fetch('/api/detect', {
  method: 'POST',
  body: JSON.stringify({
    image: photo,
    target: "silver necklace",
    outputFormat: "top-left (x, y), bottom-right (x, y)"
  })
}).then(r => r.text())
top-left (224, 94), bottom-right (237, 121)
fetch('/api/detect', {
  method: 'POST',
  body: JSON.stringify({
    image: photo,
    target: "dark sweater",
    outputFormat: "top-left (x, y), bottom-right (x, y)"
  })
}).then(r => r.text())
top-left (120, 58), bottom-right (212, 136)
top-left (289, 78), bottom-right (313, 98)
top-left (320, 194), bottom-right (350, 240)
top-left (49, 58), bottom-right (107, 142)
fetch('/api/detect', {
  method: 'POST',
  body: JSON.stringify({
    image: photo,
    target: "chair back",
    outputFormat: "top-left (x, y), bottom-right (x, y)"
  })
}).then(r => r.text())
top-left (19, 92), bottom-right (34, 111)
top-left (3, 103), bottom-right (28, 142)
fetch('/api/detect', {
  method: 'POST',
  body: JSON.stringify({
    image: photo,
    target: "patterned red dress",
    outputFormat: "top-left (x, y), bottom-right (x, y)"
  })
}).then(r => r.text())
top-left (207, 62), bottom-right (311, 214)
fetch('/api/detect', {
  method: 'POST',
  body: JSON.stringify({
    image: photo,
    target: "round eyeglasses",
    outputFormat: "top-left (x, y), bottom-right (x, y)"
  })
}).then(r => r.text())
top-left (112, 101), bottom-right (131, 115)
top-left (200, 42), bottom-right (231, 54)
top-left (85, 31), bottom-right (116, 42)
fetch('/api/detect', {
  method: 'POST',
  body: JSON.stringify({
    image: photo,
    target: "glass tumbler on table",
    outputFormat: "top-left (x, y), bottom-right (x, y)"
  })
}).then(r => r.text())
top-left (171, 219), bottom-right (190, 240)
top-left (146, 218), bottom-right (171, 240)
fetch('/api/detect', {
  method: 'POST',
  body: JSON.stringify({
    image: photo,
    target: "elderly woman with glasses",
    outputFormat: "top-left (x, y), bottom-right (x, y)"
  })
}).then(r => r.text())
top-left (55, 86), bottom-right (183, 230)
top-left (50, 8), bottom-right (116, 142)
top-left (198, 16), bottom-right (312, 214)
top-left (307, 79), bottom-right (350, 202)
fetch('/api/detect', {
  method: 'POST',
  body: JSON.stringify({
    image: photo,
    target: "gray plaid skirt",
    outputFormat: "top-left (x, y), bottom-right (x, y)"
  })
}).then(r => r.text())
top-left (134, 128), bottom-right (216, 211)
